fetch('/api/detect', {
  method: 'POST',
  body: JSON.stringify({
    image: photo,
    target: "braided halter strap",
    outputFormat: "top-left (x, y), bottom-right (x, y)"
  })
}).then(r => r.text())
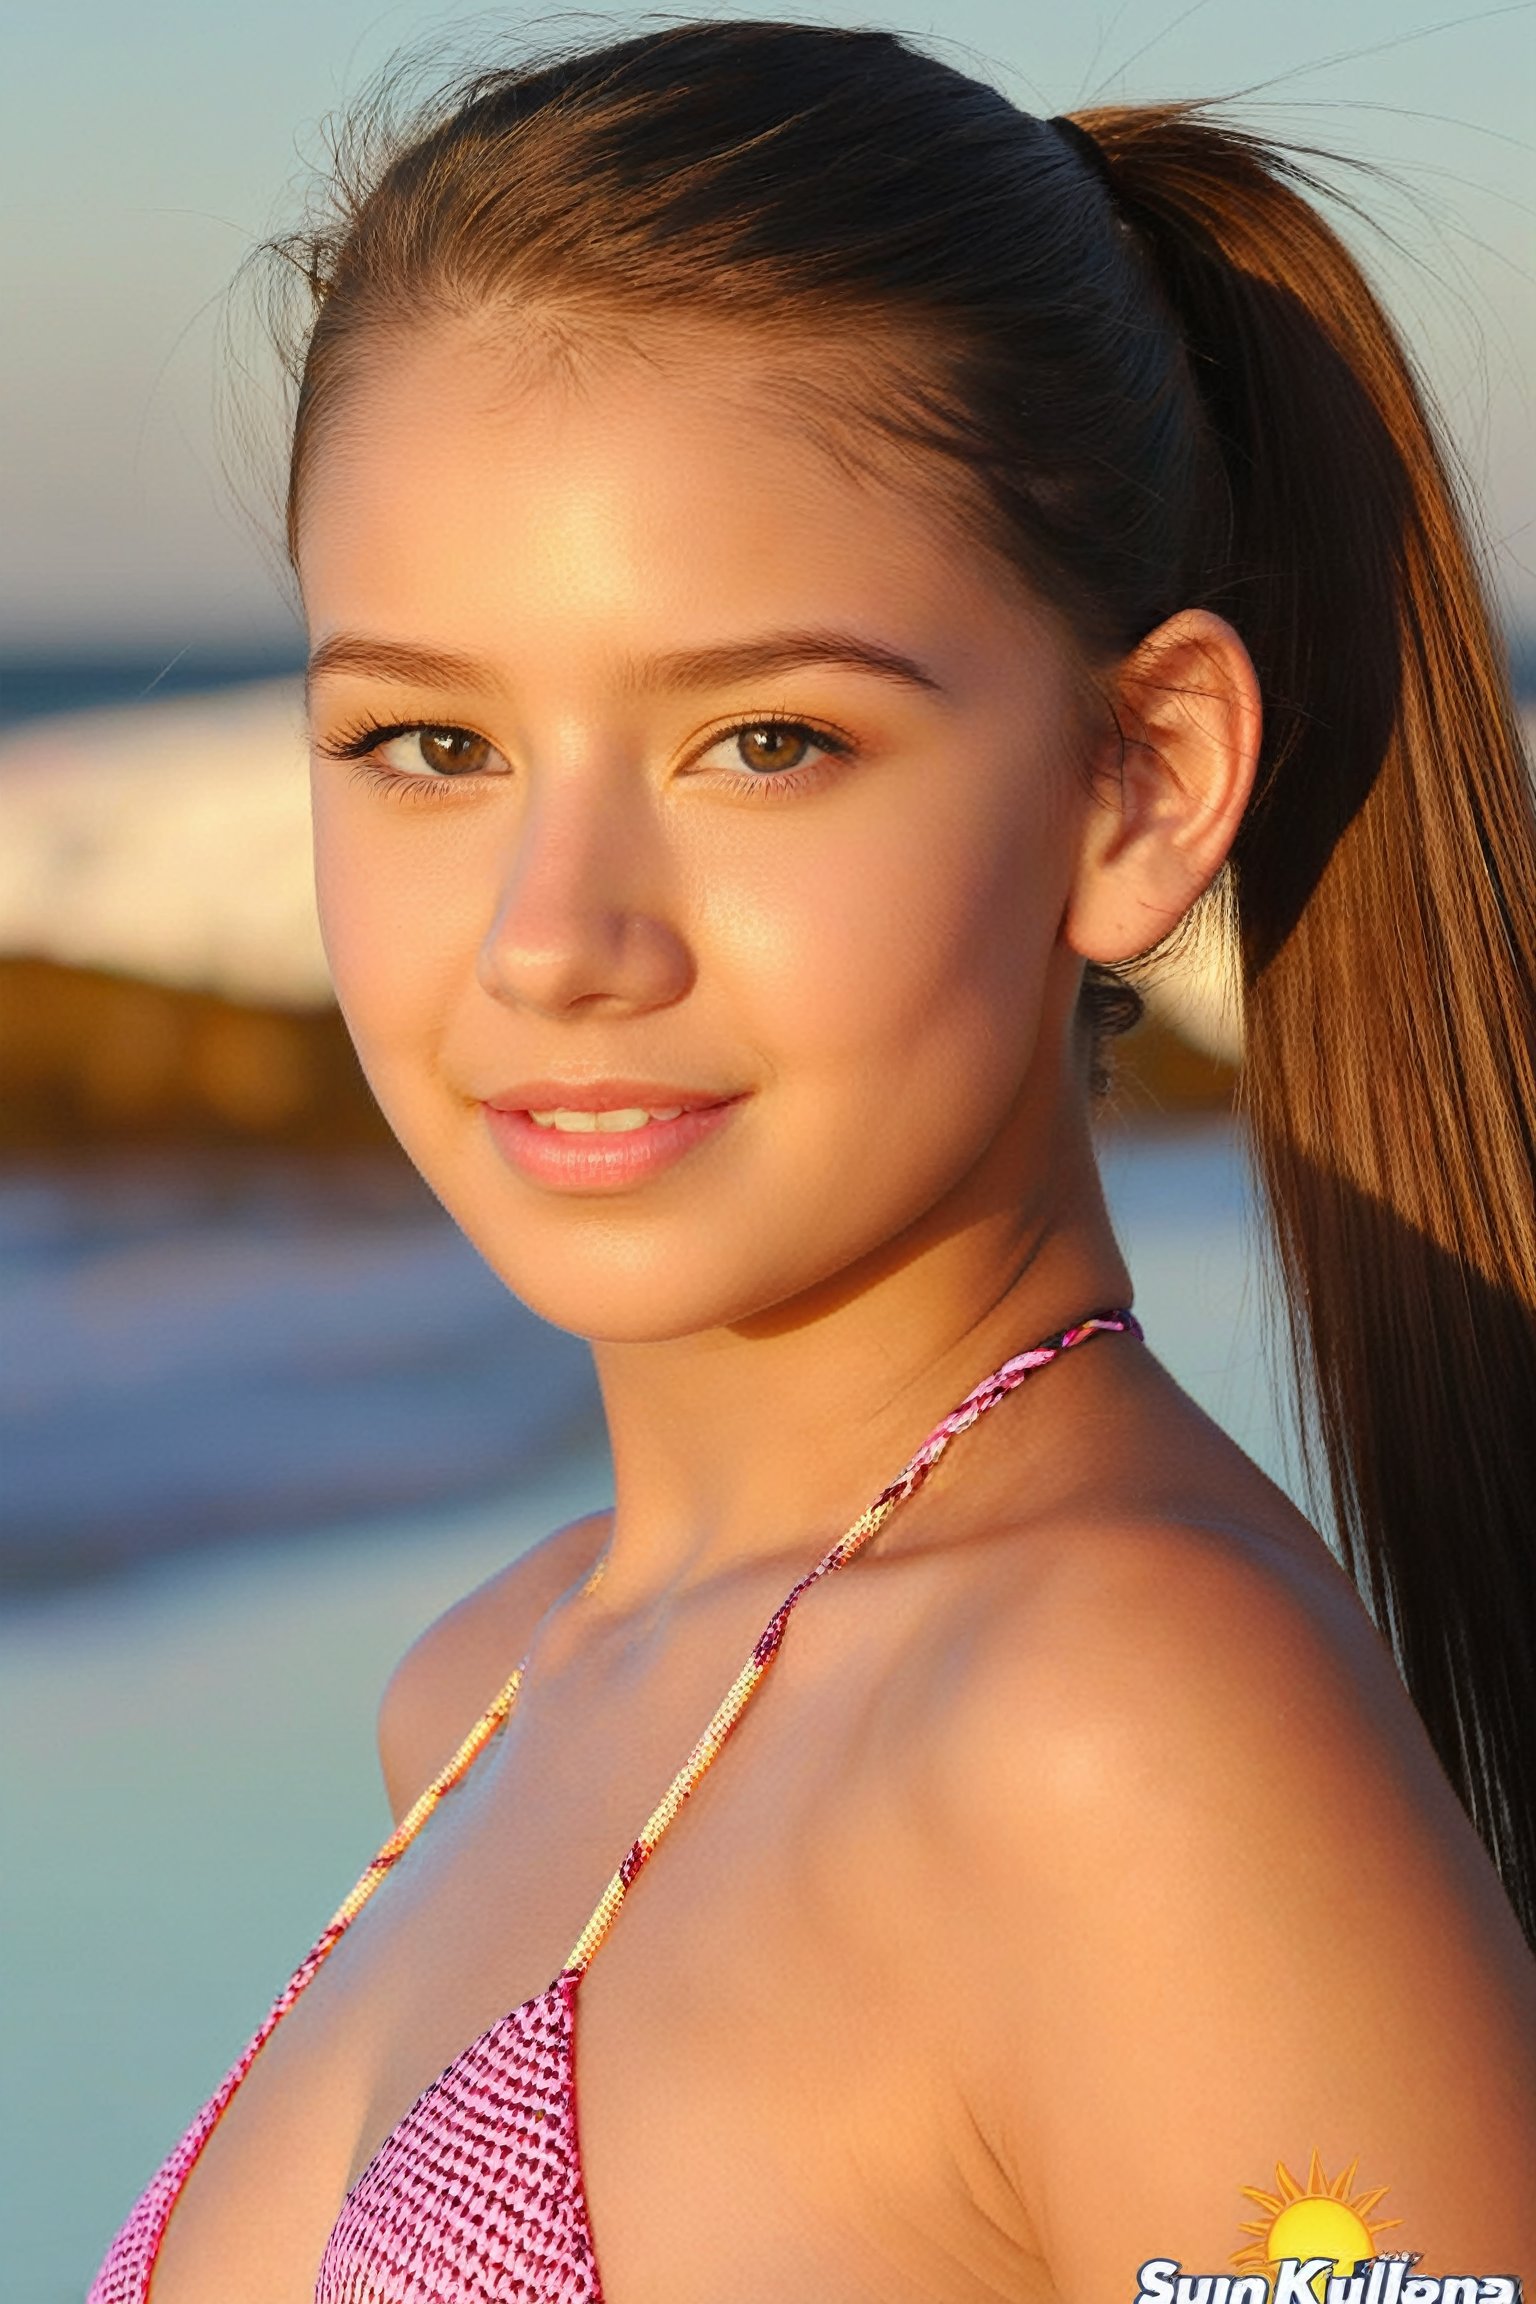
top-left (326, 1306), bottom-right (1141, 1980)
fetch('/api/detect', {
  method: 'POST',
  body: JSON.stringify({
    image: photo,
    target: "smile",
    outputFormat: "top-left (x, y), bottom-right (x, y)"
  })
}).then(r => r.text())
top-left (481, 1086), bottom-right (744, 1190)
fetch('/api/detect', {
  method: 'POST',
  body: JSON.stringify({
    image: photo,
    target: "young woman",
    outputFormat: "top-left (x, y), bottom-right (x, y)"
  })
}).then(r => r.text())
top-left (91, 21), bottom-right (1535, 2303)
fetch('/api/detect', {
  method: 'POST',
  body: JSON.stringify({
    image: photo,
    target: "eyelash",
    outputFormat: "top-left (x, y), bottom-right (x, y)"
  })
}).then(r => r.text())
top-left (313, 714), bottom-right (854, 802)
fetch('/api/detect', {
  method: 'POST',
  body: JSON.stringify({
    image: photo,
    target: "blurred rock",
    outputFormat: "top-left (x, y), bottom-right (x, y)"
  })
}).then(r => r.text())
top-left (1103, 1008), bottom-right (1236, 1122)
top-left (0, 959), bottom-right (390, 1150)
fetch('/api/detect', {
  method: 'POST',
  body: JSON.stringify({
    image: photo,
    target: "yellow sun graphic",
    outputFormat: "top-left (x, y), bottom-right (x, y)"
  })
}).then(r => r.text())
top-left (1234, 2150), bottom-right (1402, 2289)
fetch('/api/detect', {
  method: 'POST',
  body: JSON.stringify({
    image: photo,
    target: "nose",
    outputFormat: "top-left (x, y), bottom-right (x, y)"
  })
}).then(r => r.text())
top-left (475, 771), bottom-right (693, 1018)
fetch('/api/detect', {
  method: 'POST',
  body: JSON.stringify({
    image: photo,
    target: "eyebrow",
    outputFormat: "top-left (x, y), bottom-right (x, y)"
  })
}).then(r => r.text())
top-left (637, 630), bottom-right (944, 696)
top-left (306, 628), bottom-right (945, 699)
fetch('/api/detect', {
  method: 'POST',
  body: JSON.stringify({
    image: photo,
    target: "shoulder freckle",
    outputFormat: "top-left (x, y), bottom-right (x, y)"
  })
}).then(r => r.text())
top-left (376, 1511), bottom-right (609, 1822)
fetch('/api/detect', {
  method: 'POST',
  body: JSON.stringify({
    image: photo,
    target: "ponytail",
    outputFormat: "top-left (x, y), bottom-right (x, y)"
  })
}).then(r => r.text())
top-left (1076, 106), bottom-right (1536, 1940)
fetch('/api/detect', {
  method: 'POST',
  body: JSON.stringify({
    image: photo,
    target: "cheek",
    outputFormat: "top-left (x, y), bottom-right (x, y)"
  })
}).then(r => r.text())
top-left (703, 766), bottom-right (1071, 1111)
top-left (309, 780), bottom-right (470, 1092)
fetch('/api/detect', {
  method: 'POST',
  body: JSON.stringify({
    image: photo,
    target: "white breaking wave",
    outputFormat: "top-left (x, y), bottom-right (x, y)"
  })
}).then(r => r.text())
top-left (0, 678), bottom-right (330, 1007)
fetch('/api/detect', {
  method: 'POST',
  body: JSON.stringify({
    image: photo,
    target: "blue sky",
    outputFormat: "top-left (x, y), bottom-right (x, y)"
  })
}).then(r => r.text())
top-left (5, 0), bottom-right (1533, 646)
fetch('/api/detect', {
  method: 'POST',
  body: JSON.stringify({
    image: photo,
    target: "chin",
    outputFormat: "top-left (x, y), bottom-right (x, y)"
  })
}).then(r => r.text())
top-left (447, 1219), bottom-right (831, 1345)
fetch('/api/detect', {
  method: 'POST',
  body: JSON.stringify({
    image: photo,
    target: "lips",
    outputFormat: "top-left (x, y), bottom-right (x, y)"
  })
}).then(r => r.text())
top-left (479, 1081), bottom-right (745, 1191)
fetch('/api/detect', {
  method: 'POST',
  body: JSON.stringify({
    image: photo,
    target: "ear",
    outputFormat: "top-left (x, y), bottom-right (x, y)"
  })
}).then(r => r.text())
top-left (1062, 609), bottom-right (1261, 967)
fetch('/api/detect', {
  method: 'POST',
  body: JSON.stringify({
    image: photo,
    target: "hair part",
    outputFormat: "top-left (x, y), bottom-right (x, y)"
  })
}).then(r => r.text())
top-left (261, 18), bottom-right (1536, 1943)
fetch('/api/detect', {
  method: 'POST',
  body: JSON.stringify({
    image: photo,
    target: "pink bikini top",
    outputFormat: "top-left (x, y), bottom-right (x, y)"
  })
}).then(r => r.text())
top-left (88, 1308), bottom-right (1140, 2304)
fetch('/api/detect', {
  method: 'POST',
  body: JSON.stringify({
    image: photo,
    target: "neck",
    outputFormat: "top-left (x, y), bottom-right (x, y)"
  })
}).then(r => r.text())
top-left (586, 1087), bottom-right (1132, 1609)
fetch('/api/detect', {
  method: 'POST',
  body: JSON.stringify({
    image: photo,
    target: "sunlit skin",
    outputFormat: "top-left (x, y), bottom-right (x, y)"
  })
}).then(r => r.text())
top-left (298, 317), bottom-right (1255, 1588)
top-left (147, 316), bottom-right (1536, 2304)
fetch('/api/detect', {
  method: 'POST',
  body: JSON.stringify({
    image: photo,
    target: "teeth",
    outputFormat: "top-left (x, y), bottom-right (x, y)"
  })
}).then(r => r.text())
top-left (527, 1105), bottom-right (687, 1133)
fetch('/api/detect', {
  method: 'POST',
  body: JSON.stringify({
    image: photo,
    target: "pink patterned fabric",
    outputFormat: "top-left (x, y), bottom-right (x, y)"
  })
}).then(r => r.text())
top-left (87, 1309), bottom-right (1140, 2304)
top-left (87, 1962), bottom-right (599, 2304)
top-left (317, 1971), bottom-right (598, 2303)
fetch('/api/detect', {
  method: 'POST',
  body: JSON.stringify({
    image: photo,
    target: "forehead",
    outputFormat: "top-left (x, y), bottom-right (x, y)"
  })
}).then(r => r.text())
top-left (295, 311), bottom-right (1057, 679)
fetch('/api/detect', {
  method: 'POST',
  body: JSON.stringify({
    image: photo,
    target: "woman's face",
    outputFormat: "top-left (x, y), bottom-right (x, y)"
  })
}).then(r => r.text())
top-left (298, 317), bottom-right (1100, 1342)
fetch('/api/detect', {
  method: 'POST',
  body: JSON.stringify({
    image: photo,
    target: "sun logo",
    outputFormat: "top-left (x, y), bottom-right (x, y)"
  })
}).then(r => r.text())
top-left (1234, 2150), bottom-right (1402, 2286)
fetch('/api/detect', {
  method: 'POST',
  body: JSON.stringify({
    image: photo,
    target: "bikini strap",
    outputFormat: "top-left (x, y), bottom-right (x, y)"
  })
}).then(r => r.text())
top-left (316, 1551), bottom-right (608, 1942)
top-left (312, 1306), bottom-right (1139, 1971)
top-left (562, 1305), bottom-right (1141, 1973)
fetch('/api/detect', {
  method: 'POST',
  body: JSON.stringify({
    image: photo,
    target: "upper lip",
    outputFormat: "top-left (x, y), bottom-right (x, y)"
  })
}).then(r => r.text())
top-left (482, 1080), bottom-right (741, 1113)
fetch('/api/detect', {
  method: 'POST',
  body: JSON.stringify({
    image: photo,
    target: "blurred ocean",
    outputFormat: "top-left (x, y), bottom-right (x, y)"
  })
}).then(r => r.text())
top-left (0, 646), bottom-right (305, 731)
top-left (0, 1119), bottom-right (1303, 2301)
top-left (0, 1151), bottom-right (606, 1587)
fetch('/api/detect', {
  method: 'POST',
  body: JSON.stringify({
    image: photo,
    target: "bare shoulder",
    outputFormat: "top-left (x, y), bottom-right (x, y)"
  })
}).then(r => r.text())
top-left (376, 1508), bottom-right (610, 1822)
top-left (940, 1505), bottom-right (1528, 1973)
top-left (926, 1511), bottom-right (1536, 2282)
top-left (951, 1507), bottom-right (1442, 1822)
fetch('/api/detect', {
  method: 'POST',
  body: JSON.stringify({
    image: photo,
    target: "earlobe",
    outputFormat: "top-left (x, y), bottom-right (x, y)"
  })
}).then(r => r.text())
top-left (1062, 609), bottom-right (1261, 968)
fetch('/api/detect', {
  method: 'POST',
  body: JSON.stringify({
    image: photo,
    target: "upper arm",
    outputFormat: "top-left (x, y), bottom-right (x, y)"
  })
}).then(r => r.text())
top-left (375, 1510), bottom-right (609, 1823)
top-left (946, 1522), bottom-right (1536, 2296)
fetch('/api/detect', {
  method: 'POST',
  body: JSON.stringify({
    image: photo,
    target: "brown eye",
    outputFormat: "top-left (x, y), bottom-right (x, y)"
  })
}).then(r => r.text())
top-left (735, 723), bottom-right (813, 774)
top-left (412, 727), bottom-right (492, 775)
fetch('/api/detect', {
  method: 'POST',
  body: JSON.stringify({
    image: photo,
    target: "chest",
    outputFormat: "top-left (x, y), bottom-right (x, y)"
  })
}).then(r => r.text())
top-left (144, 1580), bottom-right (1051, 2304)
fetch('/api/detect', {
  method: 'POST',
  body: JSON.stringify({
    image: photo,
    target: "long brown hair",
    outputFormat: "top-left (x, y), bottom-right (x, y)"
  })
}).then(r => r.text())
top-left (266, 21), bottom-right (1536, 1941)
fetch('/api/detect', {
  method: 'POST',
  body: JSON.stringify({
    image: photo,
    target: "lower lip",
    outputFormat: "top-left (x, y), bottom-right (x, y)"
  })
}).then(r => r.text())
top-left (481, 1100), bottom-right (743, 1190)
